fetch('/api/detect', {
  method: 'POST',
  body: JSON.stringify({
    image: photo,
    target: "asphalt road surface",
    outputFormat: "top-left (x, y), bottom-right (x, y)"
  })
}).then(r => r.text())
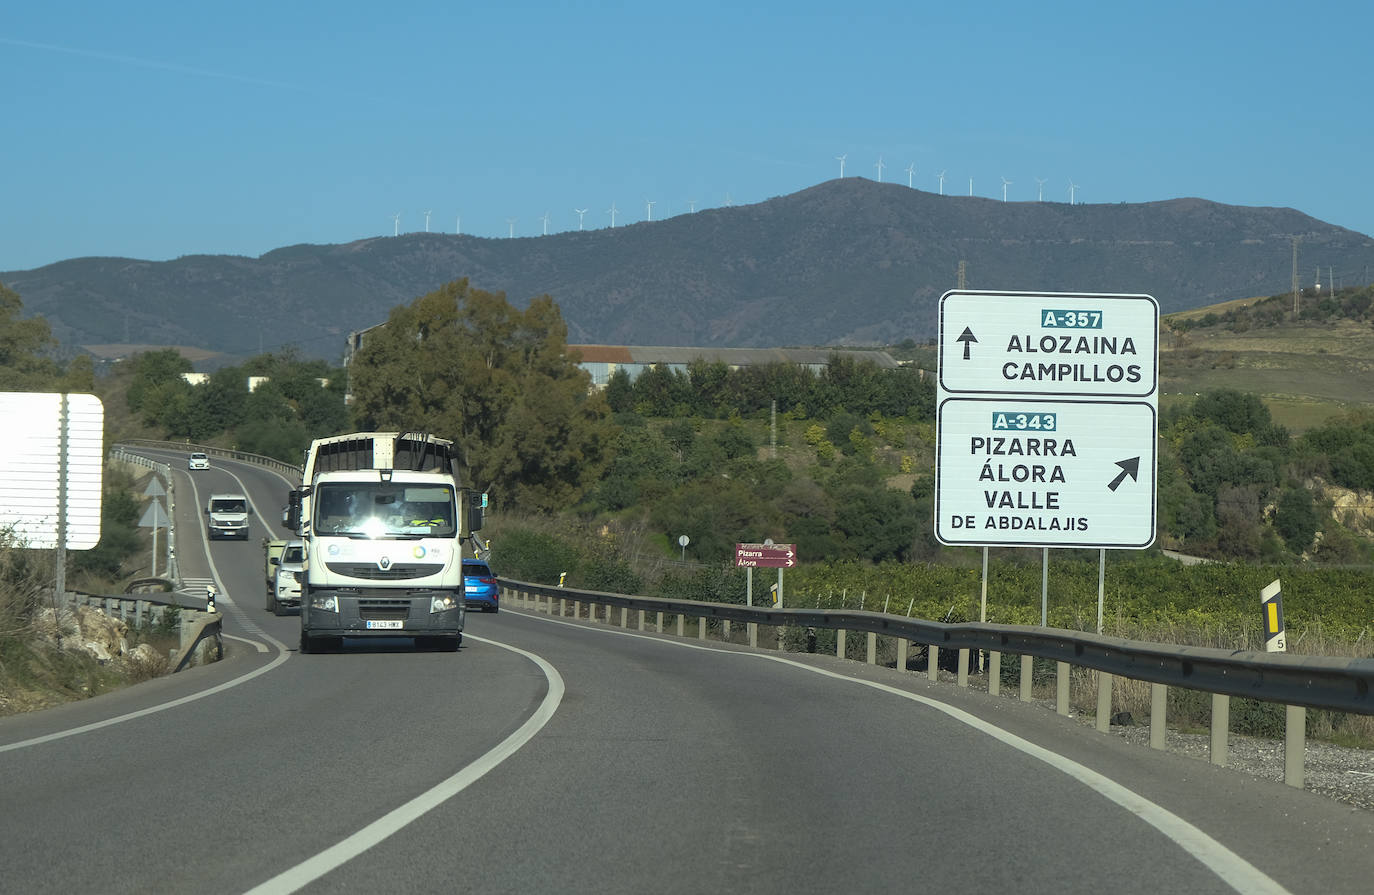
top-left (2, 451), bottom-right (1372, 894)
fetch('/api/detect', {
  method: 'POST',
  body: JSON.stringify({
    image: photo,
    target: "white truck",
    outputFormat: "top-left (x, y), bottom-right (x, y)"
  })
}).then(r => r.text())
top-left (287, 432), bottom-right (484, 653)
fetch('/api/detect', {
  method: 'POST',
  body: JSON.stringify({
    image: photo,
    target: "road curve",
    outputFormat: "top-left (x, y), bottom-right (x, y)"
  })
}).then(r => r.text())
top-left (1, 451), bottom-right (1371, 894)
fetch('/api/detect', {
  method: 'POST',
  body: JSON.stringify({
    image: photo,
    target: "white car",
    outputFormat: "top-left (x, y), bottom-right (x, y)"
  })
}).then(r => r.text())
top-left (188, 452), bottom-right (210, 470)
top-left (270, 540), bottom-right (305, 615)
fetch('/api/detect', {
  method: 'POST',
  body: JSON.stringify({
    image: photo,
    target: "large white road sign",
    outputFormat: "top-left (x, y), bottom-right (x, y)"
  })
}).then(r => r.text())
top-left (939, 291), bottom-right (1158, 398)
top-left (935, 290), bottom-right (1159, 549)
top-left (934, 398), bottom-right (1157, 548)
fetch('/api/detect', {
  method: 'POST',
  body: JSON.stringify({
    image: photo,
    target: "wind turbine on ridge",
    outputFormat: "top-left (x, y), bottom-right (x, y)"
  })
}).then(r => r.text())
top-left (1068, 180), bottom-right (1079, 205)
top-left (687, 199), bottom-right (697, 213)
top-left (645, 200), bottom-right (655, 222)
top-left (936, 170), bottom-right (946, 195)
top-left (905, 163), bottom-right (916, 188)
top-left (607, 202), bottom-right (619, 227)
top-left (875, 156), bottom-right (885, 183)
top-left (540, 211), bottom-right (551, 235)
top-left (1001, 178), bottom-right (1012, 202)
top-left (1035, 177), bottom-right (1047, 201)
top-left (424, 210), bottom-right (432, 232)
top-left (506, 218), bottom-right (518, 238)
top-left (574, 208), bottom-right (588, 230)
top-left (835, 154), bottom-right (847, 178)
top-left (391, 213), bottom-right (401, 236)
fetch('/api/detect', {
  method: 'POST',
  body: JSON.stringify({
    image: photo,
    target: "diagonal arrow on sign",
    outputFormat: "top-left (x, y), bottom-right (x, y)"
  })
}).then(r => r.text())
top-left (1107, 457), bottom-right (1140, 492)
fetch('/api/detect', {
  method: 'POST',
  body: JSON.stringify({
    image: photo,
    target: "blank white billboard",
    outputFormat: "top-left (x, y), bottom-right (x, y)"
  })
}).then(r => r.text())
top-left (0, 393), bottom-right (104, 549)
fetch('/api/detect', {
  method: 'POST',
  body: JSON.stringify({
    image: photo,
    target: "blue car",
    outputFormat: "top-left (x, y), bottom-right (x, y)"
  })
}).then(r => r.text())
top-left (463, 559), bottom-right (499, 612)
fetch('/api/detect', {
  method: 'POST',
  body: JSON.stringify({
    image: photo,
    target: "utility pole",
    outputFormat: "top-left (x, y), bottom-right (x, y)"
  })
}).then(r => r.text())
top-left (770, 400), bottom-right (777, 460)
top-left (1291, 236), bottom-right (1300, 315)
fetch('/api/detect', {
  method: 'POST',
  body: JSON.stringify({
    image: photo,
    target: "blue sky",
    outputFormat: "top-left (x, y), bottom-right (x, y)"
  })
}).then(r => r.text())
top-left (4, 0), bottom-right (1371, 272)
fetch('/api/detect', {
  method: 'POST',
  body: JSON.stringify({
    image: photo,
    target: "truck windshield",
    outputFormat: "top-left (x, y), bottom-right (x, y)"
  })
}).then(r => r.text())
top-left (314, 483), bottom-right (456, 538)
top-left (211, 499), bottom-right (247, 513)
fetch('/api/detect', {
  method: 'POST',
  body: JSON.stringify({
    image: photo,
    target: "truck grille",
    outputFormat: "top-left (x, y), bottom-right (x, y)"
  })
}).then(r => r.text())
top-left (359, 598), bottom-right (413, 621)
top-left (325, 562), bottom-right (444, 580)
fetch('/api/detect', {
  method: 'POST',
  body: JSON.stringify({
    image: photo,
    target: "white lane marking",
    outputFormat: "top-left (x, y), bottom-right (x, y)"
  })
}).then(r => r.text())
top-left (0, 454), bottom-right (294, 753)
top-left (0, 646), bottom-right (289, 753)
top-left (243, 635), bottom-right (564, 895)
top-left (516, 611), bottom-right (1290, 895)
top-left (223, 632), bottom-right (269, 653)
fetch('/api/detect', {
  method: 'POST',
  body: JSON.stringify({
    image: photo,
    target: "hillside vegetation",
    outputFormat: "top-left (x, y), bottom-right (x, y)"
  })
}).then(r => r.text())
top-left (6, 179), bottom-right (1374, 362)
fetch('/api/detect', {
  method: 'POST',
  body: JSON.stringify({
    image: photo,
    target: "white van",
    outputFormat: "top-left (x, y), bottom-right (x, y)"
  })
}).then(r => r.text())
top-left (205, 493), bottom-right (251, 540)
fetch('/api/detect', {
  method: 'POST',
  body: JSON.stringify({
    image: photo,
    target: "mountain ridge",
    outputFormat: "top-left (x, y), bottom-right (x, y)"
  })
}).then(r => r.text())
top-left (5, 178), bottom-right (1372, 362)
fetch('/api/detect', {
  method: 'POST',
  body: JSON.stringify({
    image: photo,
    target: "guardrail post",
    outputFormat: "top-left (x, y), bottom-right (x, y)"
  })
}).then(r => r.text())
top-left (1056, 661), bottom-right (1070, 715)
top-left (1150, 683), bottom-right (1167, 750)
top-left (836, 629), bottom-right (846, 659)
top-left (1019, 655), bottom-right (1033, 702)
top-left (656, 611), bottom-right (664, 634)
top-left (698, 617), bottom-right (706, 641)
top-left (677, 614), bottom-right (685, 637)
top-left (1096, 672), bottom-right (1113, 733)
top-left (958, 649), bottom-right (970, 687)
top-left (896, 638), bottom-right (908, 673)
top-left (724, 620), bottom-right (732, 641)
top-left (571, 600), bottom-right (581, 619)
top-left (620, 607), bottom-right (629, 629)
top-left (928, 646), bottom-right (939, 682)
top-left (559, 597), bottom-right (567, 617)
top-left (1210, 693), bottom-right (1229, 766)
top-left (638, 609), bottom-right (645, 631)
top-left (867, 632), bottom-right (877, 665)
top-left (748, 622), bottom-right (757, 648)
top-left (989, 651), bottom-right (1001, 696)
top-left (1285, 706), bottom-right (1306, 788)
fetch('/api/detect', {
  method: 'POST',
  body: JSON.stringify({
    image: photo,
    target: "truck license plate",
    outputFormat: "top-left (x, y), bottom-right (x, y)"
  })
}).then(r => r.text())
top-left (366, 620), bottom-right (404, 630)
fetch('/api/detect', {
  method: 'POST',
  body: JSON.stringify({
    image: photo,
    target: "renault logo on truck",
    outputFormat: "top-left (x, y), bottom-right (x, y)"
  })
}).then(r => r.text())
top-left (378, 556), bottom-right (393, 571)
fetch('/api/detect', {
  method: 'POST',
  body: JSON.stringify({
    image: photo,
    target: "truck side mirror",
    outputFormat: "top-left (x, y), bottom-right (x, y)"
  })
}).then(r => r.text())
top-left (458, 489), bottom-right (485, 538)
top-left (286, 490), bottom-right (303, 532)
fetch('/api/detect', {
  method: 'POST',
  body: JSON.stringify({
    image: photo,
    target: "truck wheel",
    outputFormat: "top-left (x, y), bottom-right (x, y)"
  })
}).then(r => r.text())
top-left (272, 599), bottom-right (284, 617)
top-left (299, 630), bottom-right (311, 653)
top-left (267, 593), bottom-right (276, 613)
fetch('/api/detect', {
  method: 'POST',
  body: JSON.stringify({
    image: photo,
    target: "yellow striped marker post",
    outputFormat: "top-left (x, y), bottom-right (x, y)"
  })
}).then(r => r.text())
top-left (1261, 579), bottom-right (1286, 652)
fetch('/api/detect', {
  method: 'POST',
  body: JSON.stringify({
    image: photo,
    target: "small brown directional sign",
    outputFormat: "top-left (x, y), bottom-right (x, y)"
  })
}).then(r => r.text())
top-left (735, 542), bottom-right (797, 568)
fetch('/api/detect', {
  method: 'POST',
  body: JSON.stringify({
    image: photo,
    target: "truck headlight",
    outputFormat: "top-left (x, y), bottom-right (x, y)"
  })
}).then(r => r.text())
top-left (310, 593), bottom-right (339, 612)
top-left (430, 594), bottom-right (459, 613)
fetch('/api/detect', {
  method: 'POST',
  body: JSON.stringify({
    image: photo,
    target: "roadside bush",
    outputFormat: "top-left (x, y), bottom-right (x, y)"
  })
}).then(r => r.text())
top-left (490, 528), bottom-right (582, 586)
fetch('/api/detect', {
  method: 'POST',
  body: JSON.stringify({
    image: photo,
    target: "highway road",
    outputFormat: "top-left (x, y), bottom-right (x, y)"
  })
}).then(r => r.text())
top-left (2, 451), bottom-right (1373, 894)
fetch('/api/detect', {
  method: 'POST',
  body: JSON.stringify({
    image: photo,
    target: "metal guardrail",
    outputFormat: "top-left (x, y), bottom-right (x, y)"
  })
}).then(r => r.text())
top-left (60, 589), bottom-right (222, 671)
top-left (108, 447), bottom-right (180, 586)
top-left (498, 577), bottom-right (1374, 789)
top-left (115, 438), bottom-right (303, 478)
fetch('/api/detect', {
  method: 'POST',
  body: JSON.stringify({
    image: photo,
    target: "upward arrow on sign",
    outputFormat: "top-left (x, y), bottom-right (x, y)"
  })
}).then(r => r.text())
top-left (957, 327), bottom-right (978, 360)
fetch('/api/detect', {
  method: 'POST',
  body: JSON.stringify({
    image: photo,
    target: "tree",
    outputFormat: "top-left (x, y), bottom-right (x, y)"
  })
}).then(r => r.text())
top-left (0, 282), bottom-right (60, 390)
top-left (1274, 487), bottom-right (1320, 554)
top-left (127, 349), bottom-right (192, 415)
top-left (1192, 389), bottom-right (1271, 435)
top-left (349, 279), bottom-right (614, 513)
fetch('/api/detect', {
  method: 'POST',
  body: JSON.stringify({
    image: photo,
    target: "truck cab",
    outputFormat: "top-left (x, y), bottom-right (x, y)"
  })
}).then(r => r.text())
top-left (290, 432), bottom-right (483, 653)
